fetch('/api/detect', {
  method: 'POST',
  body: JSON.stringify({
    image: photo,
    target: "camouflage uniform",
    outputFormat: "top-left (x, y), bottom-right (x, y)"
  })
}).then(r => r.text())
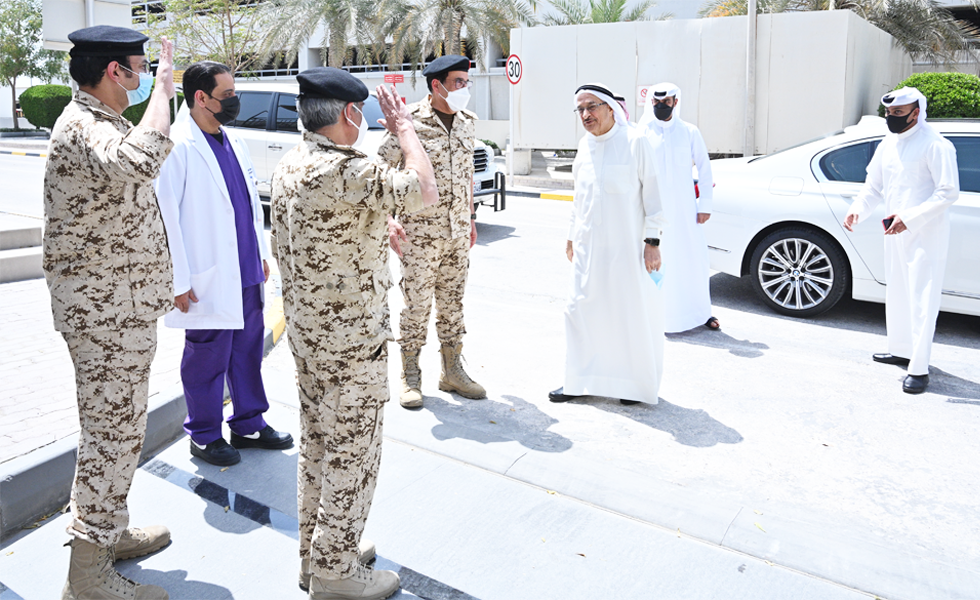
top-left (270, 131), bottom-right (423, 580)
top-left (43, 90), bottom-right (174, 548)
top-left (378, 96), bottom-right (476, 351)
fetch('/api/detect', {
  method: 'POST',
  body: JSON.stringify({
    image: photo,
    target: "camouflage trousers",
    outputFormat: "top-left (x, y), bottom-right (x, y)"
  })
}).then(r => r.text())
top-left (294, 344), bottom-right (387, 580)
top-left (61, 321), bottom-right (157, 548)
top-left (397, 234), bottom-right (469, 352)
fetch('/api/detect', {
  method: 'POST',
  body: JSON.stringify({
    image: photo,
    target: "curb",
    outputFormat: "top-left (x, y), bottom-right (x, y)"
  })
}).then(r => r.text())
top-left (0, 150), bottom-right (47, 159)
top-left (508, 189), bottom-right (573, 202)
top-left (0, 305), bottom-right (286, 540)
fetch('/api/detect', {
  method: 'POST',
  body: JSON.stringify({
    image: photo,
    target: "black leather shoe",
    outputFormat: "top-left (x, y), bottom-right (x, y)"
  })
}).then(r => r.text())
top-left (548, 387), bottom-right (579, 403)
top-left (190, 438), bottom-right (241, 466)
top-left (903, 374), bottom-right (929, 395)
top-left (873, 353), bottom-right (910, 366)
top-left (620, 399), bottom-right (641, 405)
top-left (230, 425), bottom-right (294, 450)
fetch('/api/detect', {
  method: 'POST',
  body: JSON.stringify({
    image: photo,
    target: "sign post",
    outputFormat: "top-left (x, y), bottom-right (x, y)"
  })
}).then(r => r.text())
top-left (383, 73), bottom-right (405, 103)
top-left (506, 54), bottom-right (521, 178)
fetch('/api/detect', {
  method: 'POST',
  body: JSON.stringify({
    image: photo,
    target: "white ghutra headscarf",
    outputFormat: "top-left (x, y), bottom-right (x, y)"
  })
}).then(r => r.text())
top-left (881, 86), bottom-right (928, 126)
top-left (639, 81), bottom-right (681, 130)
top-left (574, 83), bottom-right (629, 128)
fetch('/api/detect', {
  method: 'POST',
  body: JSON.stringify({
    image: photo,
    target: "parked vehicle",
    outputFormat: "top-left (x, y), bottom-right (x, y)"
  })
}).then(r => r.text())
top-left (703, 116), bottom-right (980, 318)
top-left (178, 81), bottom-right (506, 212)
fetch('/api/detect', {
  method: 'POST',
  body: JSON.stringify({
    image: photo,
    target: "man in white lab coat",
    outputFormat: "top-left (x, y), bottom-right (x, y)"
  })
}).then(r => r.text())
top-left (549, 83), bottom-right (666, 406)
top-left (157, 61), bottom-right (293, 463)
top-left (844, 87), bottom-right (959, 394)
top-left (639, 82), bottom-right (717, 332)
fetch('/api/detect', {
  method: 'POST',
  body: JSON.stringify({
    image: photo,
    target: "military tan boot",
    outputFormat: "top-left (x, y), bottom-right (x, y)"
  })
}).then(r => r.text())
top-left (299, 538), bottom-right (377, 591)
top-left (113, 526), bottom-right (170, 561)
top-left (308, 563), bottom-right (399, 600)
top-left (438, 344), bottom-right (487, 399)
top-left (62, 538), bottom-right (169, 599)
top-left (399, 348), bottom-right (423, 408)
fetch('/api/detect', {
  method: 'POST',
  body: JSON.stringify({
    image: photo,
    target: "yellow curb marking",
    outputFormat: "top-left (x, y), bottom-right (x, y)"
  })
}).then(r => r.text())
top-left (264, 296), bottom-right (286, 344)
top-left (540, 193), bottom-right (573, 201)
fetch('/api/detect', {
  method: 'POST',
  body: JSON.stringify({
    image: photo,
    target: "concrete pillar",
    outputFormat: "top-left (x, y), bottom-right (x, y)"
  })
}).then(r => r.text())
top-left (508, 148), bottom-right (533, 176)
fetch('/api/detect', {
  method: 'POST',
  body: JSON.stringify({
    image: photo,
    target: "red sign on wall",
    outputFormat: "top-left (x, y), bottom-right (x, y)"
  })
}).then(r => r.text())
top-left (384, 74), bottom-right (405, 83)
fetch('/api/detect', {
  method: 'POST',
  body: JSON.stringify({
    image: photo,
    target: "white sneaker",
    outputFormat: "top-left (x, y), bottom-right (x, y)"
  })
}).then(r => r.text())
top-left (308, 563), bottom-right (399, 600)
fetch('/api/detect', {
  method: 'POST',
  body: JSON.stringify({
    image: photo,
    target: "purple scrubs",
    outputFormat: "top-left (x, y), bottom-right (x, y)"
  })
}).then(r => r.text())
top-left (182, 130), bottom-right (268, 445)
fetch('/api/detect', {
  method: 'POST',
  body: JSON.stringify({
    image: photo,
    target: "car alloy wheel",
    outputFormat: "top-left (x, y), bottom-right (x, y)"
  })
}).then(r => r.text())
top-left (749, 227), bottom-right (849, 317)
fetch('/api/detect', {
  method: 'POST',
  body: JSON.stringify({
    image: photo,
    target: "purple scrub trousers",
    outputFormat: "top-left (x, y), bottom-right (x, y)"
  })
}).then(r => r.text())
top-left (181, 284), bottom-right (268, 445)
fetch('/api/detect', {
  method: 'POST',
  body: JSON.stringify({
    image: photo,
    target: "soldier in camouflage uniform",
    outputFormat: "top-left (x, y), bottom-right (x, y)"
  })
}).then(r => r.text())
top-left (271, 68), bottom-right (437, 600)
top-left (44, 26), bottom-right (177, 600)
top-left (380, 55), bottom-right (487, 409)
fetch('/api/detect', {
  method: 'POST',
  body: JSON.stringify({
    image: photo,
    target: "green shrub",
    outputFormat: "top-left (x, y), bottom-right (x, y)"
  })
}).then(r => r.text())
top-left (122, 82), bottom-right (184, 124)
top-left (879, 72), bottom-right (980, 119)
top-left (19, 84), bottom-right (72, 129)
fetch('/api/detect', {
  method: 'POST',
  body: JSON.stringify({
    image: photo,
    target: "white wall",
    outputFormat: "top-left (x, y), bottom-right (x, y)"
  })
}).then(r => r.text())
top-left (510, 11), bottom-right (911, 154)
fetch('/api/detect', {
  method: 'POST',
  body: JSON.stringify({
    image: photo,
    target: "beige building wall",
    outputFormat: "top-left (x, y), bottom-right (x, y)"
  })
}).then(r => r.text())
top-left (509, 11), bottom-right (911, 154)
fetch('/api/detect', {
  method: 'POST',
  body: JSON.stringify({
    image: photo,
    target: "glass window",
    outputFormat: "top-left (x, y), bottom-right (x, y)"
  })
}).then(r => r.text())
top-left (231, 92), bottom-right (271, 130)
top-left (363, 95), bottom-right (386, 131)
top-left (275, 93), bottom-right (299, 133)
top-left (819, 142), bottom-right (874, 183)
top-left (947, 136), bottom-right (980, 194)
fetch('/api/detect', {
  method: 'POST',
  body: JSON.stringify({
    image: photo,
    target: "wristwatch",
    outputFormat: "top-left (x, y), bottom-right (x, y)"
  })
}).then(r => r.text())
top-left (470, 213), bottom-right (477, 220)
top-left (644, 237), bottom-right (660, 247)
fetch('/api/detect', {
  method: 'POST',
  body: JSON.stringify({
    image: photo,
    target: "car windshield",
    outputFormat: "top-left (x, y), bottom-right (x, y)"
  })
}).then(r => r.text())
top-left (749, 129), bottom-right (846, 163)
top-left (363, 96), bottom-right (385, 131)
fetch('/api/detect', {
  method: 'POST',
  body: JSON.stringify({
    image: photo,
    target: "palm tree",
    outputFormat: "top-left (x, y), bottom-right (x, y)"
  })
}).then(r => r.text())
top-left (258, 0), bottom-right (377, 69)
top-left (698, 0), bottom-right (980, 67)
top-left (376, 0), bottom-right (538, 73)
top-left (541, 0), bottom-right (668, 25)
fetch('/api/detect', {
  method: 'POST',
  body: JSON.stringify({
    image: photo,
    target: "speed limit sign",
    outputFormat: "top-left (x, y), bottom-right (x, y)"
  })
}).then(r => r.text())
top-left (506, 54), bottom-right (522, 85)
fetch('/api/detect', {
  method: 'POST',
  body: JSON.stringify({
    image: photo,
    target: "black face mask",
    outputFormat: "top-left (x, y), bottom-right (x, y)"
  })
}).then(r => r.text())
top-left (885, 112), bottom-right (914, 134)
top-left (205, 93), bottom-right (241, 125)
top-left (653, 102), bottom-right (673, 121)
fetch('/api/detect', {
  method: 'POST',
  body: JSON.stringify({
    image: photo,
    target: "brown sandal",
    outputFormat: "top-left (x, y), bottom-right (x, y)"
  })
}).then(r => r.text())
top-left (705, 317), bottom-right (720, 330)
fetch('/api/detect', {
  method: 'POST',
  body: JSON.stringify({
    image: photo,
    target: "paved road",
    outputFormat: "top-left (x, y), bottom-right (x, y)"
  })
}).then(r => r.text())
top-left (0, 154), bottom-right (45, 219)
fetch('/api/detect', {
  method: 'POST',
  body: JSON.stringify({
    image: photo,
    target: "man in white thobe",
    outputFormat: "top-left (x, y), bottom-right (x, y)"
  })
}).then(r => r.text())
top-left (844, 87), bottom-right (959, 395)
top-left (550, 84), bottom-right (666, 406)
top-left (639, 82), bottom-right (717, 332)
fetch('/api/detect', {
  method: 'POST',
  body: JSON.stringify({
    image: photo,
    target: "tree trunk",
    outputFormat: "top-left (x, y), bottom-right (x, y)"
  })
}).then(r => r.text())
top-left (10, 80), bottom-right (20, 131)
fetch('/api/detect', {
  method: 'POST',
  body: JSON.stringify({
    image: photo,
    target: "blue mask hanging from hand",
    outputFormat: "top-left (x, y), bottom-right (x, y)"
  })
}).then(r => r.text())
top-left (116, 66), bottom-right (154, 107)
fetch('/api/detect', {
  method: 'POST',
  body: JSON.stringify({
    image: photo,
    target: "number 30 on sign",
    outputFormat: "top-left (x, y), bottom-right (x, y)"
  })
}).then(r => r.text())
top-left (506, 54), bottom-right (522, 85)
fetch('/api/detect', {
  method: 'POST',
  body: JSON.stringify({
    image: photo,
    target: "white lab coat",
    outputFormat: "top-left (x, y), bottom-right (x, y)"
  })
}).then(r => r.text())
top-left (643, 115), bottom-right (714, 333)
top-left (847, 121), bottom-right (959, 375)
top-left (565, 123), bottom-right (666, 403)
top-left (156, 116), bottom-right (270, 330)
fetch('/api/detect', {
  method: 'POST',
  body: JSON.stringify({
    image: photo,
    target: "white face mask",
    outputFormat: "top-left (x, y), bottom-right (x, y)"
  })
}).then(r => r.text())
top-left (438, 83), bottom-right (470, 113)
top-left (345, 104), bottom-right (368, 147)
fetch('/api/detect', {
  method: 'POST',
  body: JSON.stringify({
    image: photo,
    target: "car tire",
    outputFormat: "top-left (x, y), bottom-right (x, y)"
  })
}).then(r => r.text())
top-left (748, 227), bottom-right (850, 318)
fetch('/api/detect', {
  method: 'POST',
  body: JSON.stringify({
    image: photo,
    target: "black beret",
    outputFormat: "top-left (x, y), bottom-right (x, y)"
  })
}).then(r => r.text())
top-left (68, 26), bottom-right (148, 58)
top-left (296, 67), bottom-right (368, 102)
top-left (422, 55), bottom-right (470, 77)
top-left (575, 83), bottom-right (614, 98)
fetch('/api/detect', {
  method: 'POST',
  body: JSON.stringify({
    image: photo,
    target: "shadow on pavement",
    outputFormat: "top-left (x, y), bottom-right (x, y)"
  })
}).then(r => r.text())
top-left (117, 565), bottom-right (231, 599)
top-left (666, 328), bottom-right (769, 358)
top-left (425, 393), bottom-right (573, 453)
top-left (189, 448), bottom-right (299, 534)
top-left (928, 367), bottom-right (980, 401)
top-left (710, 272), bottom-right (980, 351)
top-left (589, 398), bottom-right (744, 448)
top-left (474, 222), bottom-right (517, 246)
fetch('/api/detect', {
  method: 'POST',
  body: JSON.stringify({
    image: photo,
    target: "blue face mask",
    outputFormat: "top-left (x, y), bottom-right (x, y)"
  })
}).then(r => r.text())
top-left (117, 66), bottom-right (154, 106)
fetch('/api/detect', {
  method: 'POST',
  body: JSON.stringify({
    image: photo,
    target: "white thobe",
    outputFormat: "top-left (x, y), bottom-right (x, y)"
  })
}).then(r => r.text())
top-left (643, 116), bottom-right (714, 333)
top-left (847, 122), bottom-right (959, 376)
top-left (565, 123), bottom-right (666, 403)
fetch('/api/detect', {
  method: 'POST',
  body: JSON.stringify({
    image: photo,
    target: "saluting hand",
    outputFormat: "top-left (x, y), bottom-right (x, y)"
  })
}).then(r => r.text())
top-left (156, 36), bottom-right (175, 100)
top-left (376, 84), bottom-right (411, 133)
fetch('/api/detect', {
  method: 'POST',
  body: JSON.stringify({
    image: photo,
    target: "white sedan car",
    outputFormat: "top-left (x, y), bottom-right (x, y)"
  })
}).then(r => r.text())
top-left (704, 116), bottom-right (980, 318)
